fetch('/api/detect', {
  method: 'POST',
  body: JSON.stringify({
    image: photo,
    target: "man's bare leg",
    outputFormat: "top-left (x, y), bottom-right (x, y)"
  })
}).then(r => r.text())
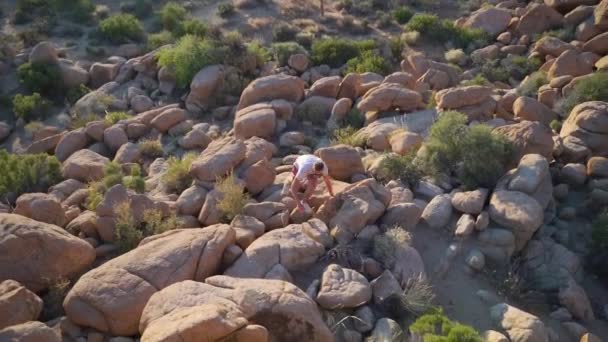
top-left (303, 177), bottom-right (318, 203)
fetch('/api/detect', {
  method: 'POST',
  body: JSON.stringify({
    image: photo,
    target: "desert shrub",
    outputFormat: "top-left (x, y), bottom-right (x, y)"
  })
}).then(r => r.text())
top-left (377, 12), bottom-right (393, 28)
top-left (12, 93), bottom-right (51, 122)
top-left (52, 0), bottom-right (94, 23)
top-left (148, 30), bottom-right (174, 49)
top-left (139, 139), bottom-right (164, 158)
top-left (444, 48), bottom-right (466, 65)
top-left (114, 201), bottom-right (141, 252)
top-left (14, 0), bottom-right (50, 24)
top-left (421, 111), bottom-right (512, 188)
top-left (331, 126), bottom-right (366, 147)
top-left (296, 101), bottom-right (329, 125)
top-left (104, 111), bottom-right (131, 124)
top-left (518, 71), bottom-right (548, 97)
top-left (311, 37), bottom-right (361, 68)
top-left (392, 6), bottom-right (414, 24)
top-left (157, 35), bottom-right (223, 88)
top-left (273, 22), bottom-right (297, 42)
top-left (159, 2), bottom-right (187, 33)
top-left (510, 56), bottom-right (542, 76)
top-left (177, 19), bottom-right (209, 38)
top-left (85, 181), bottom-right (104, 211)
top-left (550, 119), bottom-right (562, 133)
top-left (373, 226), bottom-right (412, 268)
top-left (402, 31), bottom-right (421, 45)
top-left (405, 13), bottom-right (488, 48)
top-left (247, 42), bottom-right (271, 66)
top-left (271, 42), bottom-right (307, 65)
top-left (0, 150), bottom-right (61, 199)
top-left (390, 36), bottom-right (406, 60)
top-left (216, 172), bottom-right (250, 221)
top-left (479, 59), bottom-right (510, 83)
top-left (560, 72), bottom-right (608, 115)
top-left (66, 84), bottom-right (91, 104)
top-left (377, 152), bottom-right (423, 187)
top-left (162, 153), bottom-right (197, 193)
top-left (17, 62), bottom-right (62, 96)
top-left (122, 165), bottom-right (146, 193)
top-left (217, 2), bottom-right (235, 17)
top-left (41, 277), bottom-right (71, 320)
top-left (592, 210), bottom-right (608, 250)
top-left (99, 14), bottom-right (145, 44)
top-left (24, 121), bottom-right (44, 136)
top-left (535, 27), bottom-right (575, 43)
top-left (346, 51), bottom-right (390, 75)
top-left (132, 0), bottom-right (153, 19)
top-left (398, 274), bottom-right (435, 315)
top-left (70, 113), bottom-right (98, 129)
top-left (141, 208), bottom-right (178, 235)
top-left (410, 309), bottom-right (482, 342)
top-left (461, 74), bottom-right (489, 86)
top-left (101, 162), bottom-right (124, 189)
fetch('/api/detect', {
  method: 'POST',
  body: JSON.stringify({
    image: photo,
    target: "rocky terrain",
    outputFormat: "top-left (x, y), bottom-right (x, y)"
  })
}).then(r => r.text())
top-left (1, 0), bottom-right (608, 341)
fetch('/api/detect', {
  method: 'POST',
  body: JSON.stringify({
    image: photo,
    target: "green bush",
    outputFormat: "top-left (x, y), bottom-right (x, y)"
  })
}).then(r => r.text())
top-left (14, 0), bottom-right (49, 24)
top-left (247, 42), bottom-right (271, 66)
top-left (560, 72), bottom-right (608, 115)
top-left (114, 202), bottom-right (178, 253)
top-left (392, 6), bottom-right (414, 24)
top-left (346, 50), bottom-right (390, 75)
top-left (157, 35), bottom-right (223, 88)
top-left (122, 165), bottom-right (146, 193)
top-left (216, 172), bottom-right (250, 221)
top-left (99, 14), bottom-right (145, 44)
top-left (405, 13), bottom-right (488, 48)
top-left (378, 152), bottom-right (424, 187)
top-left (479, 59), bottom-right (510, 83)
top-left (272, 22), bottom-right (297, 42)
top-left (177, 19), bottom-right (209, 38)
top-left (311, 37), bottom-right (362, 68)
top-left (139, 139), bottom-right (164, 158)
top-left (12, 93), bottom-right (51, 122)
top-left (331, 126), bottom-right (367, 147)
top-left (159, 2), bottom-right (187, 33)
top-left (518, 71), bottom-right (548, 97)
top-left (390, 36), bottom-right (406, 60)
top-left (344, 108), bottom-right (365, 129)
top-left (592, 210), bottom-right (608, 250)
top-left (410, 309), bottom-right (482, 342)
top-left (550, 119), bottom-right (562, 133)
top-left (52, 0), bottom-right (94, 22)
top-left (461, 74), bottom-right (490, 86)
top-left (162, 153), bottom-right (197, 193)
top-left (271, 42), bottom-right (307, 65)
top-left (0, 150), bottom-right (62, 199)
top-left (66, 84), bottom-right (91, 104)
top-left (217, 2), bottom-right (235, 17)
top-left (421, 111), bottom-right (512, 189)
top-left (105, 111), bottom-right (131, 124)
top-left (17, 62), bottom-right (62, 96)
top-left (148, 30), bottom-right (174, 50)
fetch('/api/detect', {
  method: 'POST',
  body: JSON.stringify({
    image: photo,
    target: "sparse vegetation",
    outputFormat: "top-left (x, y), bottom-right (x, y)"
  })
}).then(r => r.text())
top-left (17, 62), bottom-right (62, 96)
top-left (99, 14), bottom-right (145, 44)
top-left (331, 126), bottom-right (366, 147)
top-left (444, 49), bottom-right (466, 66)
top-left (271, 42), bottom-right (308, 65)
top-left (148, 30), bottom-right (174, 50)
top-left (392, 6), bottom-right (414, 24)
top-left (0, 150), bottom-right (61, 200)
top-left (85, 181), bottom-right (104, 211)
top-left (272, 22), bottom-right (297, 42)
top-left (122, 165), bottom-right (146, 193)
top-left (405, 13), bottom-right (488, 49)
top-left (518, 71), bottom-right (548, 97)
top-left (410, 308), bottom-right (482, 341)
top-left (378, 152), bottom-right (424, 187)
top-left (139, 139), bottom-right (164, 158)
top-left (373, 226), bottom-right (412, 268)
top-left (311, 38), bottom-right (364, 68)
top-left (217, 2), bottom-right (235, 17)
top-left (398, 274), bottom-right (436, 316)
top-left (104, 111), bottom-right (131, 124)
top-left (41, 277), bottom-right (71, 320)
top-left (159, 2), bottom-right (187, 33)
top-left (216, 172), bottom-right (249, 221)
top-left (162, 153), bottom-right (197, 193)
top-left (560, 72), bottom-right (608, 115)
top-left (114, 202), bottom-right (178, 253)
top-left (461, 74), bottom-right (490, 86)
top-left (346, 50), bottom-right (390, 75)
top-left (12, 93), bottom-right (51, 122)
top-left (550, 119), bottom-right (562, 133)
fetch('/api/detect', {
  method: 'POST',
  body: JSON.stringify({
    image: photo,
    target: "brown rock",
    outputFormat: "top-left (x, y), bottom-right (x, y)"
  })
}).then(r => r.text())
top-left (517, 4), bottom-right (564, 36)
top-left (62, 149), bottom-right (110, 182)
top-left (190, 137), bottom-right (247, 182)
top-left (14, 193), bottom-right (67, 227)
top-left (0, 280), bottom-right (43, 330)
top-left (494, 121), bottom-right (554, 162)
top-left (55, 129), bottom-right (89, 162)
top-left (150, 108), bottom-right (186, 133)
top-left (357, 83), bottom-right (422, 113)
top-left (316, 144), bottom-right (365, 182)
top-left (560, 101), bottom-right (608, 156)
top-left (513, 96), bottom-right (558, 126)
top-left (185, 65), bottom-right (224, 112)
top-left (436, 86), bottom-right (492, 109)
top-left (464, 7), bottom-right (511, 36)
top-left (548, 50), bottom-right (594, 79)
top-left (237, 74), bottom-right (305, 110)
top-left (234, 104), bottom-right (276, 139)
top-left (0, 321), bottom-right (60, 342)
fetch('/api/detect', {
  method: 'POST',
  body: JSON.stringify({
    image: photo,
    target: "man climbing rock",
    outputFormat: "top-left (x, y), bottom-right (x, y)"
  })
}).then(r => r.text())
top-left (290, 154), bottom-right (334, 212)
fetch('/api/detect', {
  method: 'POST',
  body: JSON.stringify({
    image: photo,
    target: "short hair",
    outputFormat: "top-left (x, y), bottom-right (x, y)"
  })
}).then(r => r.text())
top-left (314, 162), bottom-right (325, 172)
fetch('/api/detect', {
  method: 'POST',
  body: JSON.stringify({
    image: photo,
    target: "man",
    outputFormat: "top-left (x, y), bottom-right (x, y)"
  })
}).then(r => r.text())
top-left (290, 154), bottom-right (334, 212)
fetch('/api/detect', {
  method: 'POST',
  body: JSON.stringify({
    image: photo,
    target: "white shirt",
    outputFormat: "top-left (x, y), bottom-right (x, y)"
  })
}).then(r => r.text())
top-left (293, 155), bottom-right (328, 182)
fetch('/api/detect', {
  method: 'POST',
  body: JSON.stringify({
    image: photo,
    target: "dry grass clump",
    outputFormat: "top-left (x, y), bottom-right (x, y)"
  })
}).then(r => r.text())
top-left (372, 226), bottom-right (412, 268)
top-left (330, 126), bottom-right (367, 148)
top-left (216, 172), bottom-right (250, 221)
top-left (139, 139), bottom-right (164, 158)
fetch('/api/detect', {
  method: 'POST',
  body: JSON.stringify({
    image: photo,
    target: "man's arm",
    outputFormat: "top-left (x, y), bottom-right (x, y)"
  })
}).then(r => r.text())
top-left (323, 175), bottom-right (334, 197)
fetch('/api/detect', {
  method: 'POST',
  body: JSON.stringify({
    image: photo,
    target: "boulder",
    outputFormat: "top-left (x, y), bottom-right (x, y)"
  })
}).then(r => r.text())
top-left (131, 95), bottom-right (153, 113)
top-left (309, 76), bottom-right (341, 98)
top-left (389, 131), bottom-right (423, 155)
top-left (62, 149), bottom-right (110, 182)
top-left (234, 104), bottom-right (276, 139)
top-left (490, 303), bottom-right (548, 342)
top-left (369, 318), bottom-right (404, 342)
top-left (59, 59), bottom-right (89, 89)
top-left (587, 157), bottom-right (608, 177)
top-left (103, 125), bottom-right (128, 152)
top-left (179, 128), bottom-right (212, 149)
top-left (544, 0), bottom-right (599, 13)
top-left (13, 193), bottom-right (67, 227)
top-left (548, 50), bottom-right (594, 79)
top-left (64, 225), bottom-right (236, 336)
top-left (225, 219), bottom-right (330, 278)
top-left (436, 86), bottom-right (492, 109)
top-left (0, 321), bottom-right (60, 342)
top-left (517, 4), bottom-right (564, 36)
top-left (596, 0), bottom-right (608, 29)
top-left (559, 279), bottom-right (594, 321)
top-left (29, 41), bottom-right (59, 65)
top-left (380, 203), bottom-right (422, 230)
top-left (464, 7), bottom-right (511, 36)
top-left (89, 62), bottom-right (122, 88)
top-left (288, 53), bottom-right (309, 72)
top-left (185, 65), bottom-right (224, 112)
top-left (315, 144), bottom-right (365, 182)
top-left (241, 159), bottom-right (276, 195)
top-left (560, 101), bottom-right (608, 156)
top-left (0, 214), bottom-right (95, 292)
top-left (237, 74), bottom-right (305, 110)
top-left (482, 330), bottom-right (510, 342)
top-left (190, 137), bottom-right (247, 182)
top-left (296, 96), bottom-right (336, 124)
top-left (357, 83), bottom-right (423, 113)
top-left (582, 32), bottom-right (608, 55)
top-left (513, 97), bottom-right (558, 126)
top-left (176, 185), bottom-right (208, 216)
top-left (421, 194), bottom-right (452, 229)
top-left (150, 108), bottom-right (186, 133)
top-left (316, 264), bottom-right (372, 309)
top-left (316, 179), bottom-right (391, 244)
top-left (522, 238), bottom-right (583, 291)
top-left (451, 189), bottom-right (488, 215)
top-left (0, 280), bottom-right (43, 330)
top-left (489, 190), bottom-right (543, 251)
top-left (139, 276), bottom-right (332, 342)
top-left (532, 36), bottom-right (575, 57)
top-left (383, 72), bottom-right (416, 89)
top-left (508, 154), bottom-right (550, 194)
top-left (55, 129), bottom-right (89, 162)
top-left (494, 121), bottom-right (554, 162)
top-left (478, 228), bottom-right (516, 262)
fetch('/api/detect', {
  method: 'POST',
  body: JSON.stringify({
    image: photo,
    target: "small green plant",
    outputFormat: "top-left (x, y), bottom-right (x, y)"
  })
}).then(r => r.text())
top-left (444, 49), bottom-right (466, 65)
top-left (378, 152), bottom-right (424, 187)
top-left (373, 226), bottom-right (412, 268)
top-left (402, 31), bottom-right (421, 45)
top-left (560, 72), bottom-right (608, 115)
top-left (550, 119), bottom-right (562, 133)
top-left (392, 6), bottom-right (414, 24)
top-left (217, 2), bottom-right (235, 17)
top-left (346, 50), bottom-right (390, 75)
top-left (114, 200), bottom-right (142, 252)
top-left (66, 84), bottom-right (91, 104)
top-left (390, 36), bottom-right (406, 60)
top-left (247, 41), bottom-right (271, 66)
top-left (410, 308), bottom-right (482, 342)
top-left (122, 165), bottom-right (146, 193)
top-left (104, 111), bottom-right (131, 124)
top-left (142, 208), bottom-right (178, 235)
top-left (162, 153), bottom-right (197, 193)
top-left (518, 71), bottom-right (548, 98)
top-left (479, 59), bottom-right (510, 83)
top-left (159, 2), bottom-right (187, 33)
top-left (461, 74), bottom-right (489, 86)
top-left (41, 277), bottom-right (71, 320)
top-left (272, 22), bottom-right (297, 42)
top-left (157, 35), bottom-right (223, 88)
top-left (139, 139), bottom-right (164, 158)
top-left (271, 42), bottom-right (307, 65)
top-left (0, 150), bottom-right (62, 200)
top-left (216, 172), bottom-right (250, 221)
top-left (102, 162), bottom-right (124, 189)
top-left (296, 101), bottom-right (330, 125)
top-left (99, 14), bottom-right (145, 44)
top-left (70, 113), bottom-right (98, 129)
top-left (331, 126), bottom-right (367, 147)
top-left (344, 108), bottom-right (365, 129)
top-left (17, 62), bottom-right (62, 96)
top-left (177, 19), bottom-right (209, 38)
top-left (311, 37), bottom-right (362, 68)
top-left (405, 13), bottom-right (488, 48)
top-left (592, 210), bottom-right (608, 250)
top-left (12, 93), bottom-right (51, 122)
top-left (148, 30), bottom-right (174, 50)
top-left (85, 181), bottom-right (104, 211)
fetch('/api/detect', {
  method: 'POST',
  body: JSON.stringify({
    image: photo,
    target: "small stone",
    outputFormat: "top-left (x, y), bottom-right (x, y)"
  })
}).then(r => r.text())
top-left (466, 249), bottom-right (485, 271)
top-left (476, 211), bottom-right (490, 231)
